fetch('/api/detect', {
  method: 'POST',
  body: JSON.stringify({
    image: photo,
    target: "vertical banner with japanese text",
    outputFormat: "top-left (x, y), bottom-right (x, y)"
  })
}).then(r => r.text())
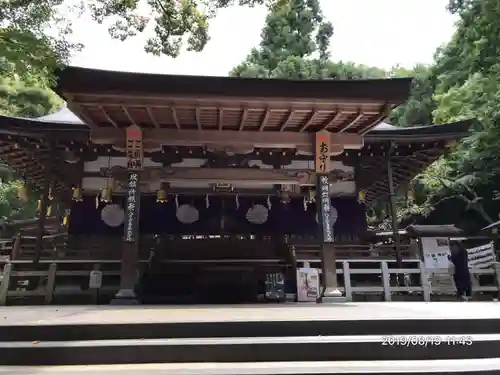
top-left (126, 125), bottom-right (144, 170)
top-left (124, 172), bottom-right (140, 242)
top-left (315, 131), bottom-right (334, 243)
top-left (124, 125), bottom-right (143, 243)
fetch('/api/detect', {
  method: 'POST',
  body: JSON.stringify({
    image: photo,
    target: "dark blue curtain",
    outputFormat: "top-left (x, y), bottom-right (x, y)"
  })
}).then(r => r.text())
top-left (68, 195), bottom-right (367, 238)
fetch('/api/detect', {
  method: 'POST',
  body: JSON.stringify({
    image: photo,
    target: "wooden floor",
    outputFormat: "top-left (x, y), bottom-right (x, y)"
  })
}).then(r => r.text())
top-left (1, 302), bottom-right (500, 326)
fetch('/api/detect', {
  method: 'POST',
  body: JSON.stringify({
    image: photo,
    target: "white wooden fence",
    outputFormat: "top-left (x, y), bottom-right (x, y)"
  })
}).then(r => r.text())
top-left (1, 259), bottom-right (499, 305)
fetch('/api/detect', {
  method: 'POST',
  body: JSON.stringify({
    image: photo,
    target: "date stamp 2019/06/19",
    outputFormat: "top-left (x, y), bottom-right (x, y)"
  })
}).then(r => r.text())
top-left (382, 335), bottom-right (473, 347)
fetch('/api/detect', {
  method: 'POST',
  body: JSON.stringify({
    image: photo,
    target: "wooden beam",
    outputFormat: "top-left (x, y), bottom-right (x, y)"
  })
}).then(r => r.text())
top-left (299, 110), bottom-right (319, 132)
top-left (339, 112), bottom-right (365, 132)
top-left (218, 108), bottom-right (224, 131)
top-left (258, 109), bottom-right (271, 132)
top-left (90, 128), bottom-right (364, 150)
top-left (171, 107), bottom-right (180, 129)
top-left (99, 106), bottom-right (118, 128)
top-left (145, 106), bottom-right (160, 128)
top-left (122, 106), bottom-right (135, 125)
top-left (238, 108), bottom-right (249, 131)
top-left (279, 110), bottom-right (294, 131)
top-left (195, 107), bottom-right (202, 130)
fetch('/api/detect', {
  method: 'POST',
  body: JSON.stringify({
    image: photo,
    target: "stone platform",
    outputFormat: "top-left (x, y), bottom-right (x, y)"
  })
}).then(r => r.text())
top-left (0, 303), bottom-right (499, 373)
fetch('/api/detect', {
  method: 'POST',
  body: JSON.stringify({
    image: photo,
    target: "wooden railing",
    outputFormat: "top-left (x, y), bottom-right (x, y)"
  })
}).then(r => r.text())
top-left (1, 258), bottom-right (498, 305)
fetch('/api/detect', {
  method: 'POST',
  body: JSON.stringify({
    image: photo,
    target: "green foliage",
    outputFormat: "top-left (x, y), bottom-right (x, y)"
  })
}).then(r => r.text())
top-left (0, 180), bottom-right (37, 223)
top-left (0, 76), bottom-right (63, 117)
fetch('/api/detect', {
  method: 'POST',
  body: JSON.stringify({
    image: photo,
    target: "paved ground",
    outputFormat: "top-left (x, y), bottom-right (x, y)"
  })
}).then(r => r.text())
top-left (1, 359), bottom-right (500, 374)
top-left (1, 302), bottom-right (500, 326)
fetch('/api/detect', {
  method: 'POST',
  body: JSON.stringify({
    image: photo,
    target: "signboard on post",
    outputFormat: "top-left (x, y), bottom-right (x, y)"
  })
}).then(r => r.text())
top-left (126, 125), bottom-right (144, 170)
top-left (89, 270), bottom-right (103, 289)
top-left (315, 130), bottom-right (331, 173)
top-left (315, 131), bottom-right (334, 243)
top-left (124, 172), bottom-right (140, 243)
top-left (316, 175), bottom-right (334, 243)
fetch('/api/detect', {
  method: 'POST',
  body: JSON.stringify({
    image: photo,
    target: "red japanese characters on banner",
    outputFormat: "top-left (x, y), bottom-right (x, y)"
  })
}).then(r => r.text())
top-left (126, 125), bottom-right (143, 170)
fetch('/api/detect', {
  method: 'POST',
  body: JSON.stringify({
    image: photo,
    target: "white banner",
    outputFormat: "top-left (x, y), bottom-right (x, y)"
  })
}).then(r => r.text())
top-left (467, 242), bottom-right (496, 269)
top-left (421, 237), bottom-right (452, 271)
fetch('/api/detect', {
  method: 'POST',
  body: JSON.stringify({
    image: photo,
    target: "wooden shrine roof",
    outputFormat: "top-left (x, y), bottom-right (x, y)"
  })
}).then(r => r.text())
top-left (54, 66), bottom-right (412, 135)
top-left (0, 108), bottom-right (471, 204)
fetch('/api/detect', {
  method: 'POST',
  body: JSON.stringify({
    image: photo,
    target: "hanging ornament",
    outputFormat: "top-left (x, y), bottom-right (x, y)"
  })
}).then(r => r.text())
top-left (95, 195), bottom-right (100, 209)
top-left (100, 186), bottom-right (112, 203)
top-left (156, 189), bottom-right (167, 203)
top-left (307, 189), bottom-right (315, 203)
top-left (175, 194), bottom-right (179, 208)
top-left (46, 205), bottom-right (52, 217)
top-left (303, 196), bottom-right (308, 211)
top-left (205, 194), bottom-right (210, 208)
top-left (17, 178), bottom-right (28, 202)
top-left (100, 156), bottom-right (113, 204)
top-left (36, 199), bottom-right (41, 212)
top-left (48, 186), bottom-right (54, 201)
top-left (266, 195), bottom-right (272, 210)
top-left (72, 186), bottom-right (83, 202)
top-left (357, 190), bottom-right (366, 204)
top-left (235, 194), bottom-right (240, 210)
top-left (62, 209), bottom-right (70, 227)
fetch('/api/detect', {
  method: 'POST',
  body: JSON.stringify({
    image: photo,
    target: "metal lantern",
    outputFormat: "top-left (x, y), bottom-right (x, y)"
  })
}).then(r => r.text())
top-left (307, 189), bottom-right (315, 203)
top-left (17, 183), bottom-right (28, 202)
top-left (72, 186), bottom-right (83, 202)
top-left (46, 205), bottom-right (52, 217)
top-left (156, 189), bottom-right (167, 203)
top-left (357, 190), bottom-right (366, 203)
top-left (48, 186), bottom-right (54, 201)
top-left (100, 187), bottom-right (113, 203)
top-left (36, 199), bottom-right (41, 212)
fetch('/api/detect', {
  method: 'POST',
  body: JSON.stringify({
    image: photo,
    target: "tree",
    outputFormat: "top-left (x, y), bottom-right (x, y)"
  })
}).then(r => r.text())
top-left (1, 0), bottom-right (269, 82)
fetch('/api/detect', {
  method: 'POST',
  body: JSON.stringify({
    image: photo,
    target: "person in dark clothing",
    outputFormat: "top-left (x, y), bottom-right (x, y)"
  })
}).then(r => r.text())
top-left (449, 241), bottom-right (472, 301)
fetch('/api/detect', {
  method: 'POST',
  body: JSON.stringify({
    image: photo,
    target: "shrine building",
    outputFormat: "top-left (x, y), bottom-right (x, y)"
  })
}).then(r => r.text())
top-left (0, 67), bottom-right (471, 304)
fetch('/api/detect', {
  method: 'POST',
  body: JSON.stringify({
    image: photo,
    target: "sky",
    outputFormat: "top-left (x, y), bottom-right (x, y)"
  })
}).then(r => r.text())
top-left (70, 0), bottom-right (458, 76)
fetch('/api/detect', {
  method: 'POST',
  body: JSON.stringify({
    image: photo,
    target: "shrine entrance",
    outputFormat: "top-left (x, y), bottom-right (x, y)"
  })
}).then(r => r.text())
top-left (140, 235), bottom-right (294, 304)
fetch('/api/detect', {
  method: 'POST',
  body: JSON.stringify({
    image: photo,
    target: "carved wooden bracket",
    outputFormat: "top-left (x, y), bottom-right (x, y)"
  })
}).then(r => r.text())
top-left (100, 166), bottom-right (354, 186)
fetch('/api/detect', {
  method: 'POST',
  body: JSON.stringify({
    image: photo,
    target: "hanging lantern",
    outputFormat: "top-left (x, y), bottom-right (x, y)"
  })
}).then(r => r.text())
top-left (407, 188), bottom-right (414, 201)
top-left (36, 199), bottom-right (41, 212)
top-left (357, 190), bottom-right (366, 203)
top-left (17, 183), bottom-right (28, 202)
top-left (62, 209), bottom-right (71, 226)
top-left (72, 186), bottom-right (83, 202)
top-left (100, 187), bottom-right (112, 203)
top-left (307, 189), bottom-right (315, 203)
top-left (156, 189), bottom-right (167, 203)
top-left (46, 205), bottom-right (52, 217)
top-left (48, 186), bottom-right (54, 201)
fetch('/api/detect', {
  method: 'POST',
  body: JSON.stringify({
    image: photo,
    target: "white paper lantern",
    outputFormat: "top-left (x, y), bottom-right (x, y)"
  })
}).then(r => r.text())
top-left (246, 204), bottom-right (269, 224)
top-left (316, 205), bottom-right (338, 227)
top-left (101, 204), bottom-right (125, 227)
top-left (176, 204), bottom-right (199, 224)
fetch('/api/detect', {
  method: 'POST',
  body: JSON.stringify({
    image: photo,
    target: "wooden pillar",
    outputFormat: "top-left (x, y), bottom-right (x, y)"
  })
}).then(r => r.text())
top-left (112, 125), bottom-right (143, 305)
top-left (387, 148), bottom-right (404, 282)
top-left (34, 146), bottom-right (54, 263)
top-left (314, 131), bottom-right (343, 302)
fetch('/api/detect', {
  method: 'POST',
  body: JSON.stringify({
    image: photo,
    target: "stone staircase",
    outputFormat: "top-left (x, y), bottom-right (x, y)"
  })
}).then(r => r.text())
top-left (0, 305), bottom-right (500, 373)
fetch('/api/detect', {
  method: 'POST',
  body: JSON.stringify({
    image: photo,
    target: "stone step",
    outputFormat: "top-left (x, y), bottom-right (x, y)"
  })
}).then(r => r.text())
top-left (1, 335), bottom-right (499, 366)
top-left (2, 317), bottom-right (500, 341)
top-left (3, 359), bottom-right (500, 374)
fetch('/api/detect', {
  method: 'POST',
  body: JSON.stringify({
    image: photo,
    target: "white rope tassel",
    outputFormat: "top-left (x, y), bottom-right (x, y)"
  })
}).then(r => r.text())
top-left (175, 194), bottom-right (179, 208)
top-left (235, 194), bottom-right (240, 210)
top-left (267, 195), bottom-right (272, 210)
top-left (303, 196), bottom-right (308, 211)
top-left (95, 195), bottom-right (99, 209)
top-left (205, 194), bottom-right (210, 208)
